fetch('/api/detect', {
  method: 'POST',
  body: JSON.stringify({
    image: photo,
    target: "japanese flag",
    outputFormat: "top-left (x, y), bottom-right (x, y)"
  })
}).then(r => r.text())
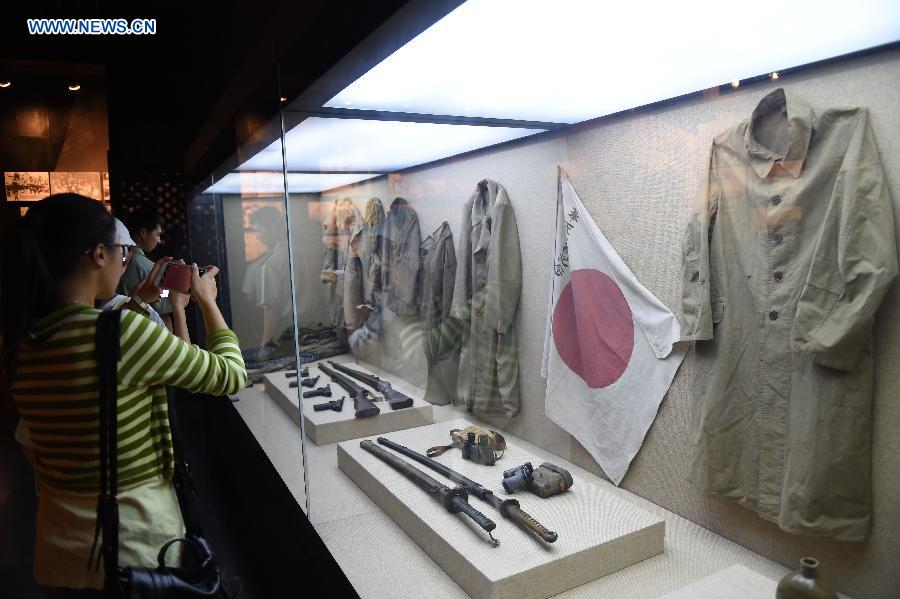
top-left (542, 170), bottom-right (686, 485)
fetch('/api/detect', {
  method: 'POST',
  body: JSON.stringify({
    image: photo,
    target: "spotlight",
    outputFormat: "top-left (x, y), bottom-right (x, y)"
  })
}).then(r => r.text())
top-left (0, 81), bottom-right (11, 88)
top-left (280, 96), bottom-right (287, 102)
top-left (730, 80), bottom-right (740, 88)
top-left (68, 83), bottom-right (81, 91)
top-left (770, 71), bottom-right (780, 80)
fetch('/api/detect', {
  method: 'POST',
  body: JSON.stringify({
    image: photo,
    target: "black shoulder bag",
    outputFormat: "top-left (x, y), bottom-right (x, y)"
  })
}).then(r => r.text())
top-left (92, 310), bottom-right (229, 598)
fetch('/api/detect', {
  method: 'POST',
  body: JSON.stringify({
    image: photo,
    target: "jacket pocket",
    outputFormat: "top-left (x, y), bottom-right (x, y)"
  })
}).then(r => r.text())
top-left (711, 300), bottom-right (725, 325)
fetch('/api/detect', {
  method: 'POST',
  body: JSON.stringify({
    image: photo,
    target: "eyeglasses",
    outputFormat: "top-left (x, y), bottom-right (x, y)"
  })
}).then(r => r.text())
top-left (109, 244), bottom-right (135, 263)
top-left (84, 243), bottom-right (135, 263)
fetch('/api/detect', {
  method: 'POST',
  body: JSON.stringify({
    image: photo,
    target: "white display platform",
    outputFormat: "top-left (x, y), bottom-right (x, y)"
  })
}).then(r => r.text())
top-left (263, 355), bottom-right (434, 445)
top-left (659, 565), bottom-right (777, 599)
top-left (338, 418), bottom-right (665, 599)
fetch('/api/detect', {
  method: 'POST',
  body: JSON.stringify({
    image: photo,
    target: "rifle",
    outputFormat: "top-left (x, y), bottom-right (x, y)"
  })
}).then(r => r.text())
top-left (360, 440), bottom-right (499, 546)
top-left (319, 364), bottom-right (380, 418)
top-left (377, 437), bottom-right (557, 544)
top-left (327, 361), bottom-right (414, 410)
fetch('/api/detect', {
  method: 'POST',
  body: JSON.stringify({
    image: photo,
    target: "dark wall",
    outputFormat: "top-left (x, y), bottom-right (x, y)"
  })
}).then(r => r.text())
top-left (0, 67), bottom-right (108, 172)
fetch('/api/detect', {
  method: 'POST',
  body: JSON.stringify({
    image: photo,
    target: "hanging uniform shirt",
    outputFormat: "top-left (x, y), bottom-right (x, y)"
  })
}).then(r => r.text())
top-left (680, 88), bottom-right (897, 541)
top-left (371, 197), bottom-right (421, 317)
top-left (452, 179), bottom-right (522, 416)
top-left (362, 197), bottom-right (386, 304)
top-left (322, 197), bottom-right (362, 331)
top-left (344, 197), bottom-right (386, 333)
top-left (419, 221), bottom-right (458, 405)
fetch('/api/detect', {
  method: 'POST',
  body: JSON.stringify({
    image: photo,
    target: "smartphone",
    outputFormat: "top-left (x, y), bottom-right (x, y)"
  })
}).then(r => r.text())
top-left (154, 262), bottom-right (206, 293)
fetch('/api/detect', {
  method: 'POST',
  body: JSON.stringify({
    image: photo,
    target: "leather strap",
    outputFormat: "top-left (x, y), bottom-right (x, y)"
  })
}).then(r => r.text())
top-left (93, 310), bottom-right (122, 585)
top-left (426, 445), bottom-right (452, 458)
top-left (166, 386), bottom-right (204, 536)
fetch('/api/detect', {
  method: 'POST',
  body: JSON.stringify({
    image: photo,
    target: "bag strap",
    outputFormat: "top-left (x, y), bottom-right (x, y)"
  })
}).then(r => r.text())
top-left (166, 386), bottom-right (205, 536)
top-left (90, 310), bottom-right (122, 587)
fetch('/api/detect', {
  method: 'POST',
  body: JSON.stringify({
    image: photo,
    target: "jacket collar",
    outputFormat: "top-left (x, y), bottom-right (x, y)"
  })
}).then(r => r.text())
top-left (472, 179), bottom-right (501, 226)
top-left (744, 88), bottom-right (814, 179)
top-left (381, 197), bottom-right (416, 240)
top-left (423, 221), bottom-right (451, 250)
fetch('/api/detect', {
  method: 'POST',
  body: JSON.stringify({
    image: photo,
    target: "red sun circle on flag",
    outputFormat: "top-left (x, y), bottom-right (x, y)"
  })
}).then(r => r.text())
top-left (552, 269), bottom-right (634, 389)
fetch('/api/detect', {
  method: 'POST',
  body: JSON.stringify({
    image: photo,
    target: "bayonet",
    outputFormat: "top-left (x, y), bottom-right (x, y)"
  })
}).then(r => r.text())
top-left (327, 361), bottom-right (413, 410)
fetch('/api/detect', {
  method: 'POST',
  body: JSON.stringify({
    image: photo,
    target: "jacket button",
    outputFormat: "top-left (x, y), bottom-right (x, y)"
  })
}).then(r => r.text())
top-left (770, 195), bottom-right (782, 206)
top-left (773, 271), bottom-right (784, 281)
top-left (768, 311), bottom-right (779, 321)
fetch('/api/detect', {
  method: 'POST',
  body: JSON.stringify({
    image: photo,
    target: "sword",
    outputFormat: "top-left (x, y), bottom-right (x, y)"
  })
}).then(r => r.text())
top-left (377, 437), bottom-right (557, 544)
top-left (327, 361), bottom-right (414, 410)
top-left (360, 440), bottom-right (499, 546)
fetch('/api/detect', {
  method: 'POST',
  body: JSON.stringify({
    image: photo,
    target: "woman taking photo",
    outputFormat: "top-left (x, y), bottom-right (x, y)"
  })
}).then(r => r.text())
top-left (0, 194), bottom-right (247, 597)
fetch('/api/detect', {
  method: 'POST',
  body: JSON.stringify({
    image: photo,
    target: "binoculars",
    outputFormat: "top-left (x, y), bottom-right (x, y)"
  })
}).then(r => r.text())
top-left (501, 461), bottom-right (573, 498)
top-left (461, 432), bottom-right (498, 466)
top-left (501, 462), bottom-right (534, 493)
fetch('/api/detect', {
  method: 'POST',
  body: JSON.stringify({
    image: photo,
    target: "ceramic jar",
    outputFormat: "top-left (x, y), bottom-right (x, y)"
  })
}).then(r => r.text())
top-left (776, 557), bottom-right (838, 599)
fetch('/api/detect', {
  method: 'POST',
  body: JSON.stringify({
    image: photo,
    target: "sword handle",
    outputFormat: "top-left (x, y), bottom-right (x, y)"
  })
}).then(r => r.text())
top-left (506, 503), bottom-right (558, 543)
top-left (448, 495), bottom-right (500, 546)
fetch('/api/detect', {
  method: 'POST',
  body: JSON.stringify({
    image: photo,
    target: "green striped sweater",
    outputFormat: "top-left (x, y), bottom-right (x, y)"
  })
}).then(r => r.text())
top-left (13, 304), bottom-right (247, 493)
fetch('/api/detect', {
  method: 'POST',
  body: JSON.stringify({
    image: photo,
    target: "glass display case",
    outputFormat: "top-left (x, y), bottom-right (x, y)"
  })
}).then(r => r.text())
top-left (186, 2), bottom-right (900, 597)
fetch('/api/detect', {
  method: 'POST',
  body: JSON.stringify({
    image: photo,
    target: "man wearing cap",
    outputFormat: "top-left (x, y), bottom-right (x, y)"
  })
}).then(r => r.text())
top-left (97, 217), bottom-right (169, 328)
top-left (118, 207), bottom-right (174, 330)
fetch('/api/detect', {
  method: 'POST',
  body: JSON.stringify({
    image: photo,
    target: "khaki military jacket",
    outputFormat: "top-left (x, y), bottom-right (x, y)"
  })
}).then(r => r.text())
top-left (452, 180), bottom-right (522, 416)
top-left (680, 89), bottom-right (897, 540)
top-left (371, 197), bottom-right (422, 317)
top-left (420, 221), bottom-right (459, 405)
top-left (322, 197), bottom-right (362, 331)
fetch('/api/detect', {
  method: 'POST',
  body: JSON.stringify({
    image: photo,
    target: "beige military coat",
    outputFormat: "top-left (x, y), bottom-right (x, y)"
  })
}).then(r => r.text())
top-left (680, 88), bottom-right (897, 540)
top-left (452, 180), bottom-right (522, 416)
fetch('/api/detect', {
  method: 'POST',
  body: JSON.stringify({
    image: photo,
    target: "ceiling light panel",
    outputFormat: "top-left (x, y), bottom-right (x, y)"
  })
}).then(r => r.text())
top-left (326, 0), bottom-right (900, 123)
top-left (203, 171), bottom-right (380, 195)
top-left (240, 117), bottom-right (544, 172)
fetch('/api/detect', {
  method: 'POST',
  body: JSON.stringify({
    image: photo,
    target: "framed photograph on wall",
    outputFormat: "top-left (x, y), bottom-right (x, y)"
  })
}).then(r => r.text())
top-left (50, 172), bottom-right (103, 200)
top-left (101, 172), bottom-right (111, 201)
top-left (4, 172), bottom-right (51, 201)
